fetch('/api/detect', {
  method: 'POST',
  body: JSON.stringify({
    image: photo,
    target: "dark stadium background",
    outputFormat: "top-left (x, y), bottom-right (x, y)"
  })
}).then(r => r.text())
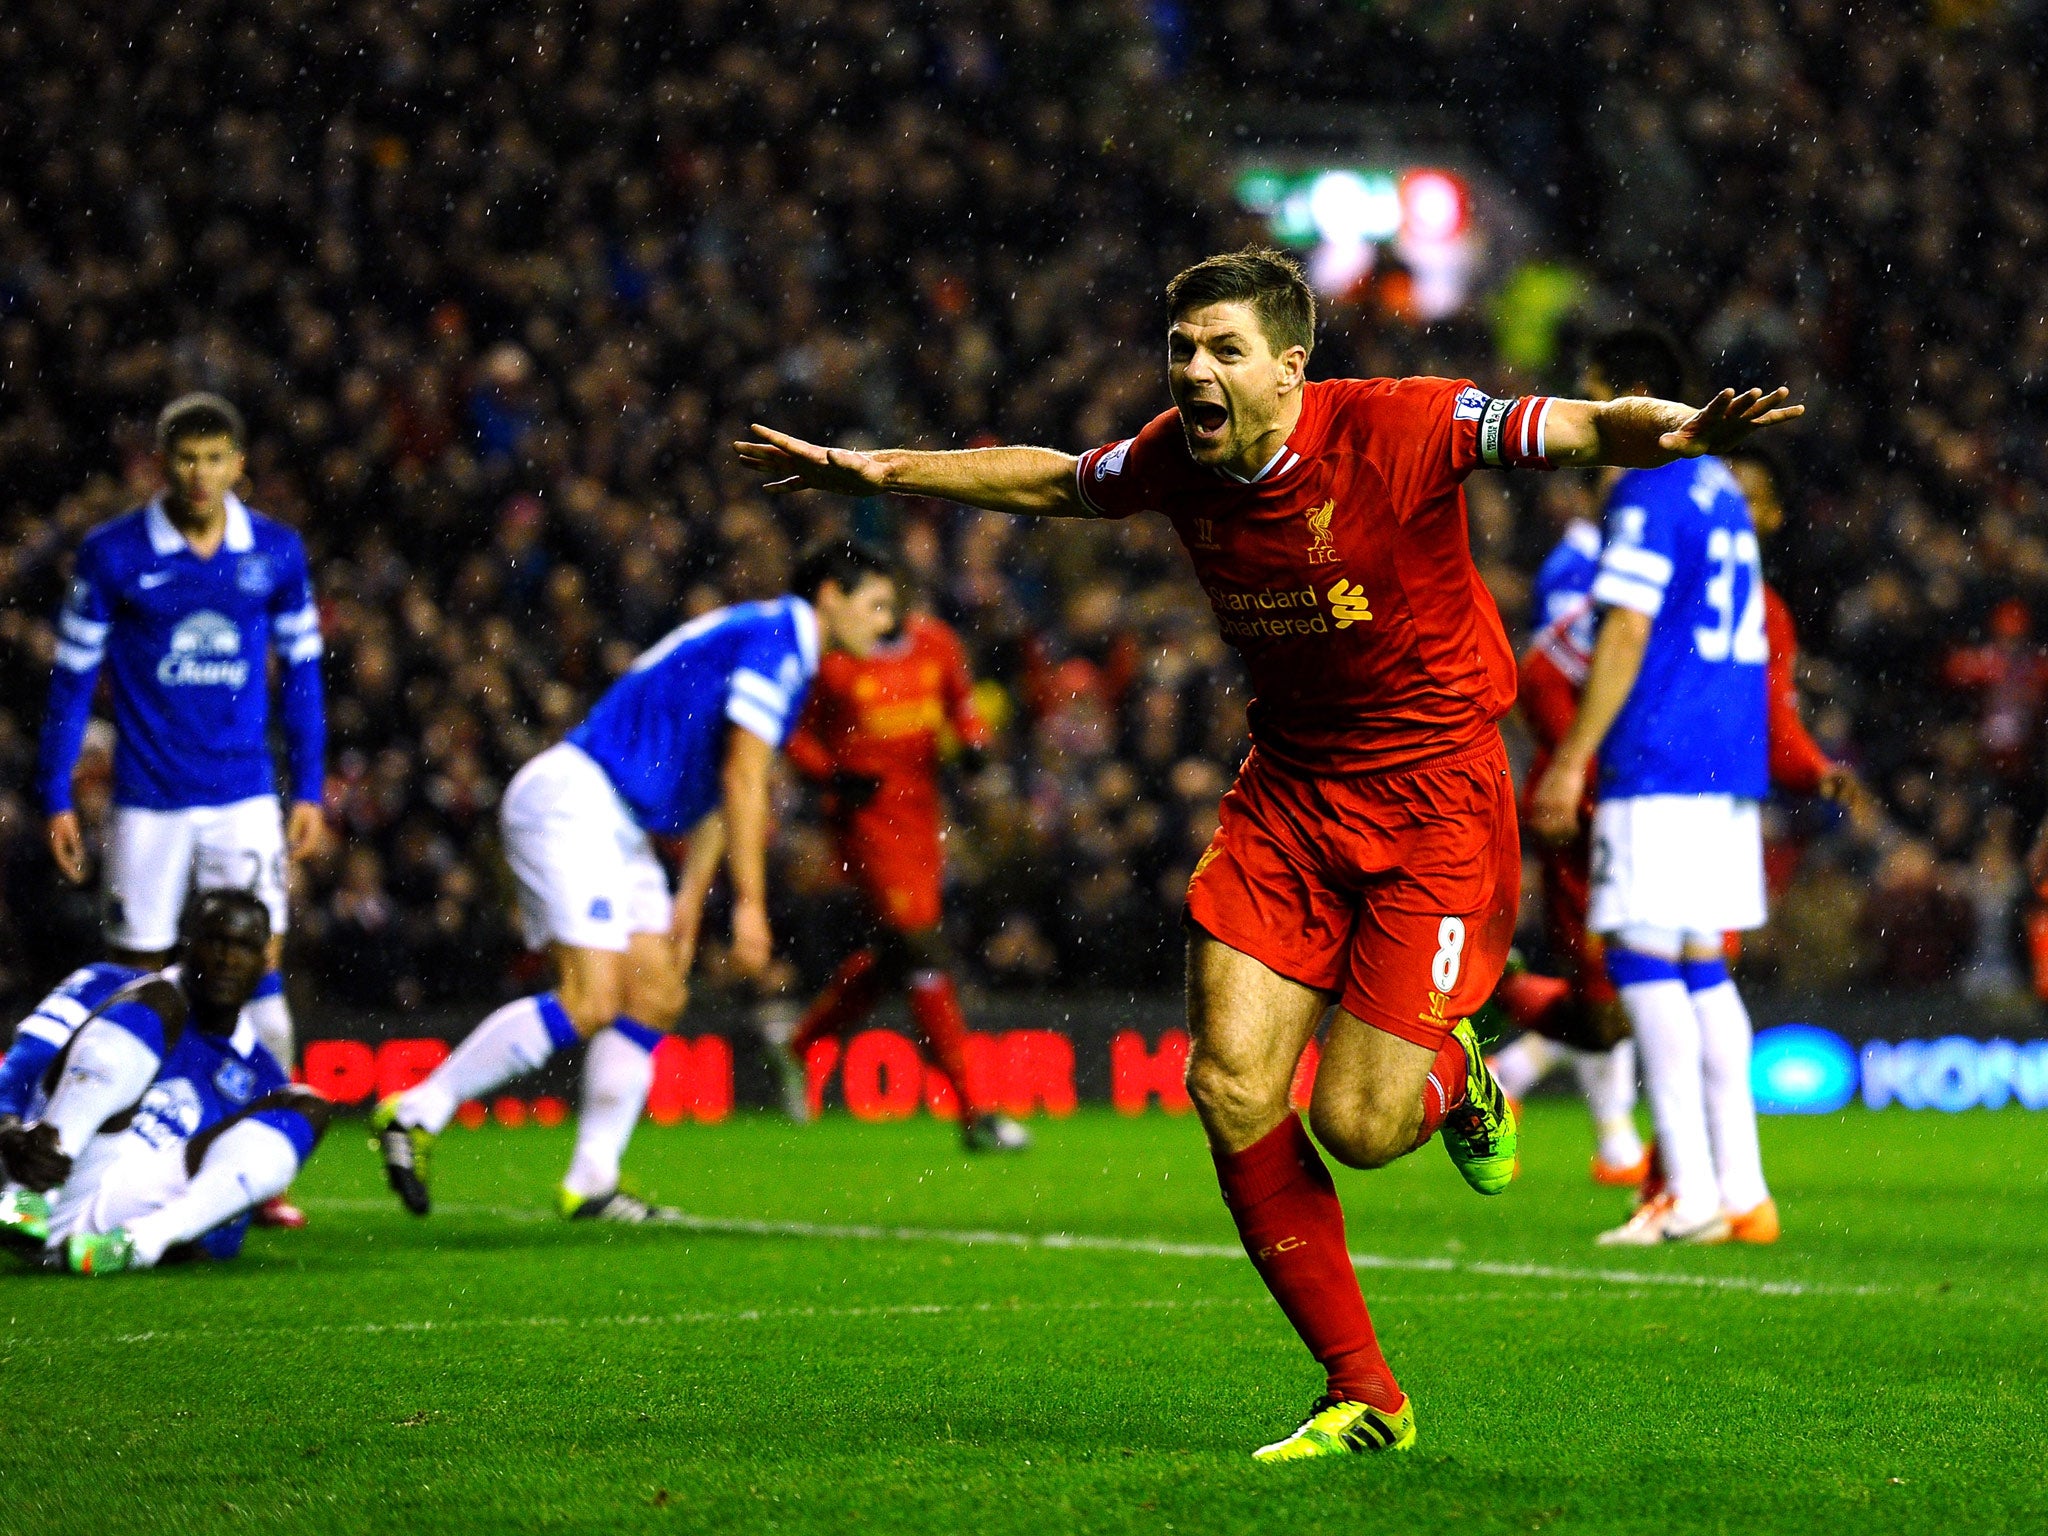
top-left (1, 0), bottom-right (2044, 1052)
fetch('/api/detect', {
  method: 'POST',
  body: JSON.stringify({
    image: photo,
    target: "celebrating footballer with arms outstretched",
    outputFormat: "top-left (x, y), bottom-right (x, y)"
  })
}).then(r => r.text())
top-left (740, 249), bottom-right (1799, 1461)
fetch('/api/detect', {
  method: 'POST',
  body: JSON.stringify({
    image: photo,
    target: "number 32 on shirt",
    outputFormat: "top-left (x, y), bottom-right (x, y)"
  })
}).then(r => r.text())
top-left (1695, 527), bottom-right (1766, 666)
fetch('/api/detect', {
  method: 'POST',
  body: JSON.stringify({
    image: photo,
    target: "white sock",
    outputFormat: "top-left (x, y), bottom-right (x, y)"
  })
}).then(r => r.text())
top-left (43, 1020), bottom-right (161, 1158)
top-left (1619, 978), bottom-right (1719, 1221)
top-left (563, 1026), bottom-right (657, 1201)
top-left (125, 1120), bottom-right (299, 1266)
top-left (1693, 980), bottom-right (1770, 1213)
top-left (241, 974), bottom-right (295, 1072)
top-left (1574, 1042), bottom-right (1644, 1169)
top-left (1488, 1034), bottom-right (1563, 1100)
top-left (399, 994), bottom-right (575, 1136)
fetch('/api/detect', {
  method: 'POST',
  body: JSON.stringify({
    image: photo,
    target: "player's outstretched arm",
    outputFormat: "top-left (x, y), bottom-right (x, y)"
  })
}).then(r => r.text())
top-left (736, 426), bottom-right (1090, 517)
top-left (1542, 389), bottom-right (1803, 469)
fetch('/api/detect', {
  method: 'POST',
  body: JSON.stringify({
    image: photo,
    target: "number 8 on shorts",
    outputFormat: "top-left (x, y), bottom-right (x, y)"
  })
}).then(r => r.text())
top-left (1431, 916), bottom-right (1466, 994)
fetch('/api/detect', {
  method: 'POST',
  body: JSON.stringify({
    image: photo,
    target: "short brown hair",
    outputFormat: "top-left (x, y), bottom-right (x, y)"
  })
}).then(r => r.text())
top-left (1165, 248), bottom-right (1316, 359)
top-left (156, 392), bottom-right (246, 454)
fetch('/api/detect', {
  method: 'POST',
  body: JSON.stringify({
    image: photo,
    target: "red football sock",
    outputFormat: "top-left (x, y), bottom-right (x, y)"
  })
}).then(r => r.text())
top-left (1214, 1117), bottom-right (1401, 1411)
top-left (1413, 1035), bottom-right (1469, 1149)
top-left (907, 969), bottom-right (980, 1120)
top-left (793, 950), bottom-right (886, 1056)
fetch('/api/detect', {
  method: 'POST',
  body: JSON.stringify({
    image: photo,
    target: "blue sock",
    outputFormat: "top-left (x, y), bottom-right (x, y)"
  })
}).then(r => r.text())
top-left (535, 992), bottom-right (582, 1054)
top-left (1605, 948), bottom-right (1684, 989)
top-left (610, 1016), bottom-right (664, 1054)
top-left (1681, 957), bottom-right (1730, 993)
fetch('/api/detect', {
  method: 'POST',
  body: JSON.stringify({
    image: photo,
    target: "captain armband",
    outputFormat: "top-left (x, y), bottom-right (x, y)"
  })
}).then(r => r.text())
top-left (1476, 396), bottom-right (1557, 471)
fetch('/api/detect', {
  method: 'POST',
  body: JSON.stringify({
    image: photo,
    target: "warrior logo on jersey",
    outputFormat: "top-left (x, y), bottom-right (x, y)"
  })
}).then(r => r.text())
top-left (158, 610), bottom-right (250, 689)
top-left (1192, 517), bottom-right (1219, 550)
top-left (1304, 500), bottom-right (1339, 565)
top-left (132, 1077), bottom-right (206, 1149)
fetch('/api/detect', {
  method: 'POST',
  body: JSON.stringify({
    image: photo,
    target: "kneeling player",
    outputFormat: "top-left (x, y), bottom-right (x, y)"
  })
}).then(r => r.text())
top-left (0, 891), bottom-right (329, 1274)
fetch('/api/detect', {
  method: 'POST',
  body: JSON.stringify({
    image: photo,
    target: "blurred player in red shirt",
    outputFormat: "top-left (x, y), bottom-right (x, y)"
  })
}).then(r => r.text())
top-left (741, 249), bottom-right (1798, 1460)
top-left (783, 601), bottom-right (1031, 1153)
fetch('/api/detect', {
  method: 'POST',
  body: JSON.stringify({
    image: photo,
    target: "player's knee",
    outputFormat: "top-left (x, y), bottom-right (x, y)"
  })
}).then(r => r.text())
top-left (628, 972), bottom-right (688, 1030)
top-left (554, 974), bottom-right (622, 1034)
top-left (1308, 1101), bottom-right (1408, 1170)
top-left (1185, 1051), bottom-right (1283, 1134)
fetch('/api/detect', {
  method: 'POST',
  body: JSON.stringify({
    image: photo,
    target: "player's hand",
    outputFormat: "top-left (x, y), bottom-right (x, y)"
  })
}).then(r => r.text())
top-left (0, 1120), bottom-right (71, 1192)
top-left (735, 425), bottom-right (890, 497)
top-left (286, 800), bottom-right (329, 862)
top-left (1530, 755), bottom-right (1591, 843)
top-left (730, 897), bottom-right (773, 978)
top-left (46, 812), bottom-right (88, 885)
top-left (828, 769), bottom-right (882, 813)
top-left (1659, 388), bottom-right (1804, 457)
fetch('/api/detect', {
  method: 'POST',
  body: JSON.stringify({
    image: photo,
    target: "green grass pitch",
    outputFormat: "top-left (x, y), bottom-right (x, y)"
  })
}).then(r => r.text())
top-left (5, 1101), bottom-right (2044, 1535)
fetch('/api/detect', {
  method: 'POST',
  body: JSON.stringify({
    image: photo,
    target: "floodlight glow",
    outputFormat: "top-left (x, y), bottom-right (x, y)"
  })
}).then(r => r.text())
top-left (1308, 170), bottom-right (1401, 246)
top-left (1399, 169), bottom-right (1467, 241)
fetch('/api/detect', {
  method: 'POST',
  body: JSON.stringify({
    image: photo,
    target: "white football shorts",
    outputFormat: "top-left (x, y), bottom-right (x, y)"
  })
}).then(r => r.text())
top-left (45, 1130), bottom-right (188, 1245)
top-left (106, 795), bottom-right (288, 952)
top-left (500, 741), bottom-right (671, 953)
top-left (1587, 793), bottom-right (1767, 937)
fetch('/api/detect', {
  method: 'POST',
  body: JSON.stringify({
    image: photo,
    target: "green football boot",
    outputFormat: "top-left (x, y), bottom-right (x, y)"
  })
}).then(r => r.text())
top-left (67, 1227), bottom-right (139, 1276)
top-left (0, 1188), bottom-right (50, 1255)
top-left (371, 1094), bottom-right (435, 1216)
top-left (1439, 1017), bottom-right (1519, 1196)
top-left (1252, 1394), bottom-right (1417, 1462)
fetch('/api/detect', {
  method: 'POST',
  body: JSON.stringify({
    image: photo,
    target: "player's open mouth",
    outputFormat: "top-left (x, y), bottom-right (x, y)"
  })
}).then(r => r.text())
top-left (1184, 400), bottom-right (1229, 440)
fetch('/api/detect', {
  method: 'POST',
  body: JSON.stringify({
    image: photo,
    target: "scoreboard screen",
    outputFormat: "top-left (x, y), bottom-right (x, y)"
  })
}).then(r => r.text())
top-left (1234, 163), bottom-right (1477, 318)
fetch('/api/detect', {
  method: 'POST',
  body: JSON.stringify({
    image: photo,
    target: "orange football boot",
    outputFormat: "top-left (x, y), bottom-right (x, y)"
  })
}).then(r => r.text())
top-left (1591, 1149), bottom-right (1652, 1187)
top-left (1724, 1198), bottom-right (1780, 1244)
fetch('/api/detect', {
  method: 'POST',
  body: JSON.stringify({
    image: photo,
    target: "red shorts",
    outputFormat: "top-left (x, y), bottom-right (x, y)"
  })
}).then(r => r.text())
top-left (1187, 738), bottom-right (1521, 1052)
top-left (839, 805), bottom-right (943, 934)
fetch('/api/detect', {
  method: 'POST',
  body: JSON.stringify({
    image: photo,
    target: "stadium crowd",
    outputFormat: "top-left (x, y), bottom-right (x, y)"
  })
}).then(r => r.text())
top-left (1, 0), bottom-right (2045, 1015)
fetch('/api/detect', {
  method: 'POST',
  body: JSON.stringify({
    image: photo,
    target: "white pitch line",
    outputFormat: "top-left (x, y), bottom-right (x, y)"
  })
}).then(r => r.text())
top-left (1, 1295), bottom-right (1277, 1353)
top-left (301, 1198), bottom-right (1885, 1298)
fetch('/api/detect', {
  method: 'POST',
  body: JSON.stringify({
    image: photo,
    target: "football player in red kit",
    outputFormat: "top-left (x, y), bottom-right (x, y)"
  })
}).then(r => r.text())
top-left (782, 601), bottom-right (1030, 1153)
top-left (740, 249), bottom-right (1799, 1460)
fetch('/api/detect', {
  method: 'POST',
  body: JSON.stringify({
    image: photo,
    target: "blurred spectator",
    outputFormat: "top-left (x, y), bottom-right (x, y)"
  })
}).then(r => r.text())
top-left (2, 1), bottom-right (2046, 1012)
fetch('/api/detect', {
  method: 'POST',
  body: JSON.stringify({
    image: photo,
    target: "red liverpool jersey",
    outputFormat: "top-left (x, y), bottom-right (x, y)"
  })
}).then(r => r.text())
top-left (786, 611), bottom-right (987, 802)
top-left (1078, 377), bottom-right (1555, 775)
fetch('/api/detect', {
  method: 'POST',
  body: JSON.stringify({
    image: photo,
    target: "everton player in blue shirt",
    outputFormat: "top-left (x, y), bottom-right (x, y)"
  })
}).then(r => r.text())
top-left (375, 541), bottom-right (899, 1221)
top-left (1531, 329), bottom-right (1783, 1247)
top-left (37, 394), bottom-right (326, 1228)
top-left (0, 891), bottom-right (331, 1274)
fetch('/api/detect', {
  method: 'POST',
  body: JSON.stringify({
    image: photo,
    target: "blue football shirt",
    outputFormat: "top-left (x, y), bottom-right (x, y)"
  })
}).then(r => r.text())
top-left (1590, 457), bottom-right (1769, 800)
top-left (0, 962), bottom-right (144, 1121)
top-left (568, 597), bottom-right (820, 835)
top-left (37, 496), bottom-right (326, 812)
